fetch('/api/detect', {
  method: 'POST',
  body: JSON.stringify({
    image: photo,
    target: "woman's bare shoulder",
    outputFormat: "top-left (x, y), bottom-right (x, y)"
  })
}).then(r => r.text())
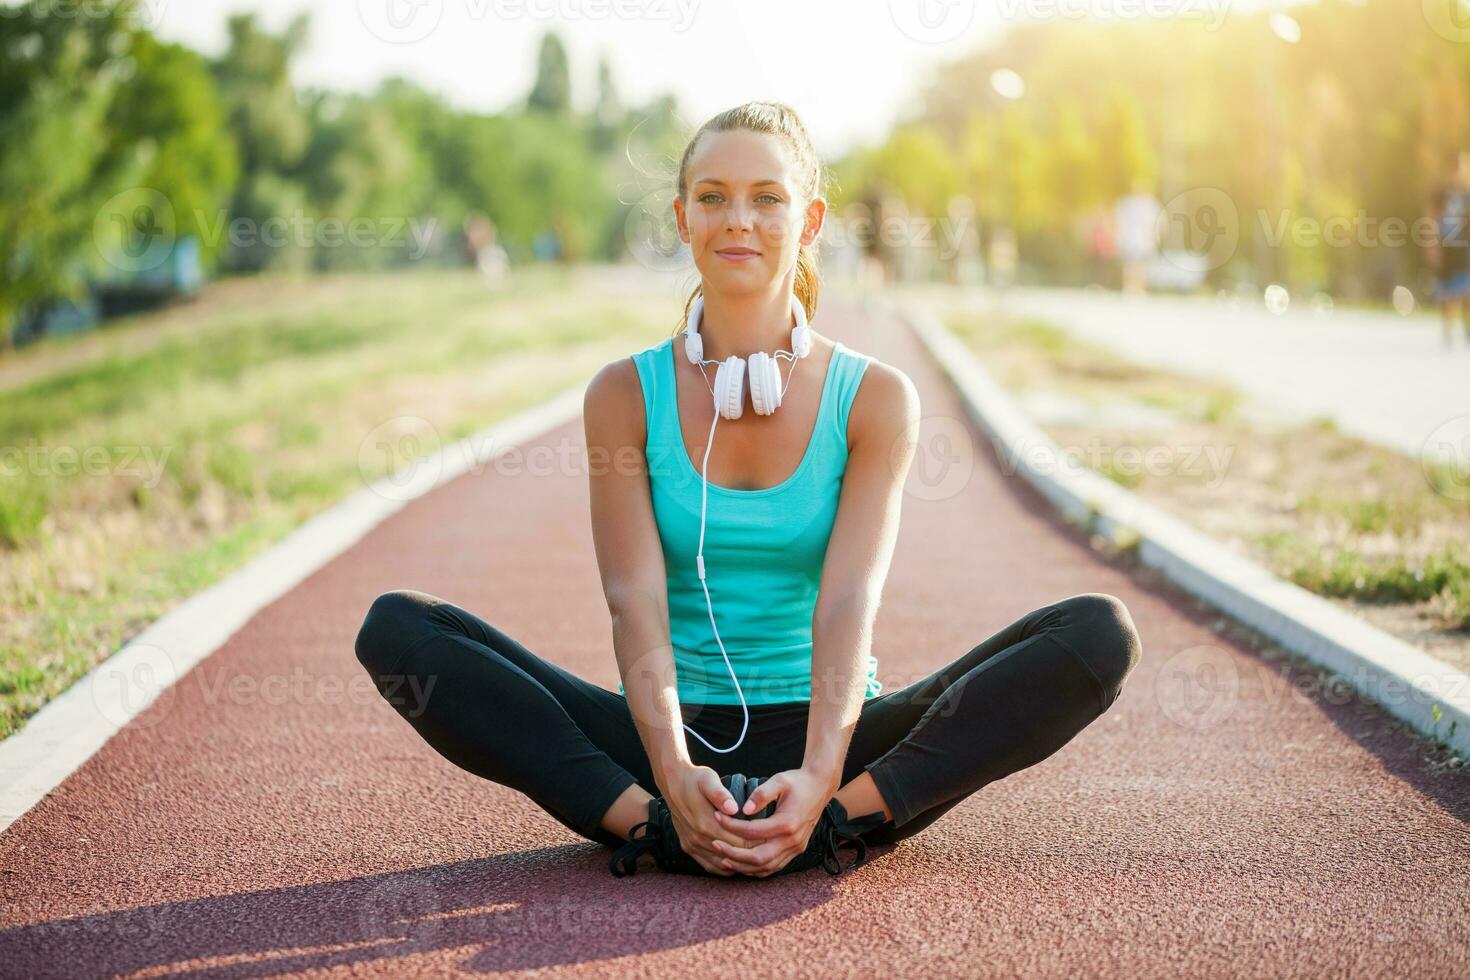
top-left (584, 353), bottom-right (649, 446)
top-left (845, 350), bottom-right (920, 450)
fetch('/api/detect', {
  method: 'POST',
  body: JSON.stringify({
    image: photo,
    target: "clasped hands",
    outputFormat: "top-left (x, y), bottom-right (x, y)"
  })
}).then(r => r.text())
top-left (662, 763), bottom-right (839, 878)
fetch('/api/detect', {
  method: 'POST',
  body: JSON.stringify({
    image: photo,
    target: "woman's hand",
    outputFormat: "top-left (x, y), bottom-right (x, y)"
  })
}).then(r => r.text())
top-left (710, 766), bottom-right (838, 877)
top-left (661, 763), bottom-right (761, 876)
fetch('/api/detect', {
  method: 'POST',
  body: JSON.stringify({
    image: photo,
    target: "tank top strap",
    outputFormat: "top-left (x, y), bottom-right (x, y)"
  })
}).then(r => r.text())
top-left (823, 340), bottom-right (873, 451)
top-left (629, 335), bottom-right (678, 450)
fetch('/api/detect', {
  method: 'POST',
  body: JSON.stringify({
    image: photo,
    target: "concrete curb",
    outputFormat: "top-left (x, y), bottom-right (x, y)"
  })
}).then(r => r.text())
top-left (0, 384), bottom-right (588, 833)
top-left (902, 301), bottom-right (1470, 758)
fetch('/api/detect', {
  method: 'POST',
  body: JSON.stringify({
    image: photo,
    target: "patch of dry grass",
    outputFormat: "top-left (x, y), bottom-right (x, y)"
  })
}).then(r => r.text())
top-left (0, 265), bottom-right (675, 737)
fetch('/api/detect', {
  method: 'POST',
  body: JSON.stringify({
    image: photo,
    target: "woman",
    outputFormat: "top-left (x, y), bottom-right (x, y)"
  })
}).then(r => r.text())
top-left (354, 102), bottom-right (1142, 879)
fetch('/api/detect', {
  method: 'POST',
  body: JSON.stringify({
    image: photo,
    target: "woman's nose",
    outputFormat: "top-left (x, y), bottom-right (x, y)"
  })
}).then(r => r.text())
top-left (724, 203), bottom-right (754, 231)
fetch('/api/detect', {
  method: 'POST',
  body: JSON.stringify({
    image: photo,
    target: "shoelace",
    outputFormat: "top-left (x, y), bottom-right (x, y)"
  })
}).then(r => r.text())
top-left (608, 817), bottom-right (660, 877)
top-left (810, 801), bottom-right (889, 876)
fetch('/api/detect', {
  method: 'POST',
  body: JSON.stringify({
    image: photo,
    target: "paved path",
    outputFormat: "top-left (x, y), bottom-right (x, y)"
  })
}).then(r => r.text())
top-left (973, 286), bottom-right (1470, 464)
top-left (1, 298), bottom-right (1467, 977)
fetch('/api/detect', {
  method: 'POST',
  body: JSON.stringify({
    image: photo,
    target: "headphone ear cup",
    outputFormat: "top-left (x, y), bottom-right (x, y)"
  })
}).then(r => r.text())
top-left (714, 355), bottom-right (744, 420)
top-left (748, 351), bottom-right (783, 415)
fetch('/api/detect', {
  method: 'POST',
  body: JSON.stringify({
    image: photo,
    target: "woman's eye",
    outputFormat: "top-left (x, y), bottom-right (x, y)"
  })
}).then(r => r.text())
top-left (697, 193), bottom-right (782, 205)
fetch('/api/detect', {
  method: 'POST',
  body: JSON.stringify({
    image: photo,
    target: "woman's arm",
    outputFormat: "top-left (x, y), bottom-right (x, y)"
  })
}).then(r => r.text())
top-left (583, 358), bottom-right (691, 781)
top-left (583, 357), bottom-right (754, 874)
top-left (712, 358), bottom-right (920, 875)
top-left (804, 360), bottom-right (921, 790)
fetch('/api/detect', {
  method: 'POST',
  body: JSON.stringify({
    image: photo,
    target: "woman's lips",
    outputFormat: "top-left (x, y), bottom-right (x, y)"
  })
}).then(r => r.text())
top-left (716, 248), bottom-right (760, 262)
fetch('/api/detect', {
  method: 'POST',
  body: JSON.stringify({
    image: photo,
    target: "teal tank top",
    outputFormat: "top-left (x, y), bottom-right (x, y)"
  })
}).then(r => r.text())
top-left (618, 333), bottom-right (882, 706)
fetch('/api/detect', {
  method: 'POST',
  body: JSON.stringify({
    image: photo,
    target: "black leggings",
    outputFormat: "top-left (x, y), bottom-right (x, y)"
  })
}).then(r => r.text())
top-left (354, 591), bottom-right (1142, 851)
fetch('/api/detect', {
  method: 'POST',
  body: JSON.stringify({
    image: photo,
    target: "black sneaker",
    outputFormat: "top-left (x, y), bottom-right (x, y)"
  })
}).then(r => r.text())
top-left (608, 774), bottom-right (885, 878)
top-left (771, 796), bottom-right (889, 877)
top-left (609, 773), bottom-right (770, 878)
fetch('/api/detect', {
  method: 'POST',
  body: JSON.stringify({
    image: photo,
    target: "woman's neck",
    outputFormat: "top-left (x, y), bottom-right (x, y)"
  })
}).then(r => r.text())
top-left (695, 288), bottom-right (800, 363)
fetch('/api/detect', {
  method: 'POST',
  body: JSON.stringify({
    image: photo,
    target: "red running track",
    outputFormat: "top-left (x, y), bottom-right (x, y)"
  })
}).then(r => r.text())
top-left (1, 298), bottom-right (1467, 978)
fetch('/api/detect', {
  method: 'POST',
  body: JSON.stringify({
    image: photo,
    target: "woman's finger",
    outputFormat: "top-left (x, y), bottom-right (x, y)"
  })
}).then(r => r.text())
top-left (743, 775), bottom-right (784, 815)
top-left (714, 837), bottom-right (785, 873)
top-left (685, 839), bottom-right (735, 876)
top-left (715, 812), bottom-right (783, 845)
top-left (697, 771), bottom-right (738, 815)
top-left (729, 812), bottom-right (792, 839)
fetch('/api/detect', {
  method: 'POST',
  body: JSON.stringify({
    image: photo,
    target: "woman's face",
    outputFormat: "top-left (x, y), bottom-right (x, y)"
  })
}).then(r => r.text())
top-left (674, 129), bottom-right (825, 295)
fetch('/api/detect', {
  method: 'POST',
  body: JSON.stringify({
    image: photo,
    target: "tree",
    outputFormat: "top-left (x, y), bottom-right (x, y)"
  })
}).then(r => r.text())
top-left (591, 53), bottom-right (622, 152)
top-left (527, 32), bottom-right (572, 116)
top-left (0, 2), bottom-right (150, 340)
top-left (106, 32), bottom-right (238, 268)
top-left (211, 12), bottom-right (312, 272)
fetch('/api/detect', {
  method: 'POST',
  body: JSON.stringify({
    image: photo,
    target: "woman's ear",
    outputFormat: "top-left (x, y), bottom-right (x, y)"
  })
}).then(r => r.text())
top-left (800, 196), bottom-right (828, 247)
top-left (673, 195), bottom-right (690, 244)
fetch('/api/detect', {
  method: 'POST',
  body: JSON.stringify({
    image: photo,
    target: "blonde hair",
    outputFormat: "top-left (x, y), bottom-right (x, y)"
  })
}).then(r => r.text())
top-left (672, 101), bottom-right (826, 337)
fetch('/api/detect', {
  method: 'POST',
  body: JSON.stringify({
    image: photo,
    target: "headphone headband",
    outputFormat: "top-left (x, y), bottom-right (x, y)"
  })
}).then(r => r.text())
top-left (684, 294), bottom-right (812, 364)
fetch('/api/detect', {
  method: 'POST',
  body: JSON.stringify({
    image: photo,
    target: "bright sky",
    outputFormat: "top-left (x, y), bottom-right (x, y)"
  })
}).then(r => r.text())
top-left (140, 0), bottom-right (1299, 157)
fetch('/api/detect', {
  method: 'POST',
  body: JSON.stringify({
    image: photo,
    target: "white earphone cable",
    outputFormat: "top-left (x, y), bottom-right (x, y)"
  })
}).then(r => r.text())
top-left (678, 324), bottom-right (800, 755)
top-left (683, 402), bottom-right (750, 754)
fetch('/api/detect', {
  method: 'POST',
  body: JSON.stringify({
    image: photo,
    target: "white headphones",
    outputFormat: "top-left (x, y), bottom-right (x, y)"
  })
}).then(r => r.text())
top-left (679, 292), bottom-right (812, 754)
top-left (685, 294), bottom-right (813, 418)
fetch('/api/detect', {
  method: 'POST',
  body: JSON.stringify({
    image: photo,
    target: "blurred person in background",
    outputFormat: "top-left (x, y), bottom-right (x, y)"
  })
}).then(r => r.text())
top-left (1115, 180), bottom-right (1162, 296)
top-left (948, 195), bottom-right (984, 288)
top-left (987, 226), bottom-right (1018, 288)
top-left (1088, 207), bottom-right (1118, 288)
top-left (1428, 150), bottom-right (1470, 349)
top-left (464, 214), bottom-right (510, 284)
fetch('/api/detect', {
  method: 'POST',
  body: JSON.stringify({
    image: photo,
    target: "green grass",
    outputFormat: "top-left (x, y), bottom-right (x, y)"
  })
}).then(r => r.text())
top-left (0, 265), bottom-right (675, 738)
top-left (1295, 491), bottom-right (1434, 537)
top-left (1255, 533), bottom-right (1470, 628)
